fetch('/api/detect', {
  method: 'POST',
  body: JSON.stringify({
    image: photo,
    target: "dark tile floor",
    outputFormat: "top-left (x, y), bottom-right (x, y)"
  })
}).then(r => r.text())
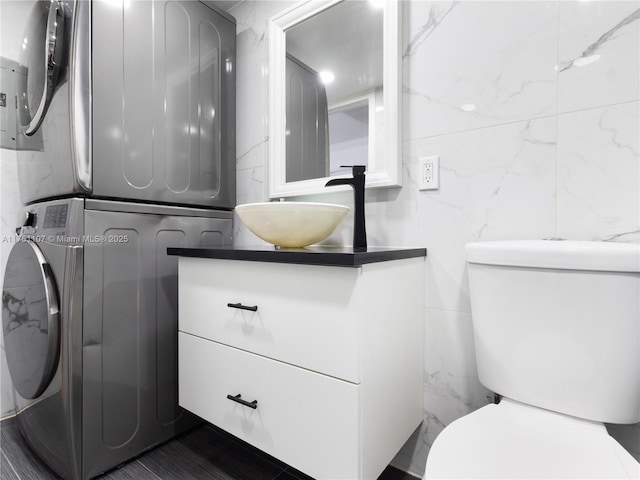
top-left (0, 417), bottom-right (418, 480)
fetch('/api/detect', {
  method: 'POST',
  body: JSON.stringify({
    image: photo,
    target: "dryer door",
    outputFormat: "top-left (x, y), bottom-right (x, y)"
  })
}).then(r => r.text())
top-left (2, 240), bottom-right (60, 399)
top-left (17, 0), bottom-right (66, 136)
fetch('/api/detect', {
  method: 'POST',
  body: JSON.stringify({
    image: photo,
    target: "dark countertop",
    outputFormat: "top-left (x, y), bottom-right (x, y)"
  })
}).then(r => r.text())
top-left (167, 245), bottom-right (427, 267)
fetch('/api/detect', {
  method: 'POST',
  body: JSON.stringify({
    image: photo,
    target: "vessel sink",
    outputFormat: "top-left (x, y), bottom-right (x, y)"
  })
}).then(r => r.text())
top-left (235, 202), bottom-right (349, 248)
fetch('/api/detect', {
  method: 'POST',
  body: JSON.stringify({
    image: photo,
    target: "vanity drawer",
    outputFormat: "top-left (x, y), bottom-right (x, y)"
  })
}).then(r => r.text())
top-left (178, 332), bottom-right (360, 480)
top-left (178, 258), bottom-right (362, 382)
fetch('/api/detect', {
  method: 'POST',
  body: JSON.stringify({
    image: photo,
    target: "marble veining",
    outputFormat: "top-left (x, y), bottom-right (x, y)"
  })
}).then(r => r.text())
top-left (559, 8), bottom-right (640, 73)
top-left (558, 1), bottom-right (640, 113)
top-left (403, 0), bottom-right (558, 139)
top-left (557, 101), bottom-right (639, 242)
top-left (403, 2), bottom-right (459, 59)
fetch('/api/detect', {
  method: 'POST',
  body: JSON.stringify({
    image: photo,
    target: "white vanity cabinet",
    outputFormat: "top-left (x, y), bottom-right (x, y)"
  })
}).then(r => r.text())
top-left (174, 248), bottom-right (425, 480)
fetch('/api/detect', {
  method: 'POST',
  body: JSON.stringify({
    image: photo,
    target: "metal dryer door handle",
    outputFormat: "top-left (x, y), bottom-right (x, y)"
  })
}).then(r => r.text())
top-left (24, 0), bottom-right (65, 136)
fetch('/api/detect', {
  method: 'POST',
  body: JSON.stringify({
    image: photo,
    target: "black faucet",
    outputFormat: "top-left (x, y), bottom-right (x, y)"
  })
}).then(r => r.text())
top-left (325, 165), bottom-right (367, 251)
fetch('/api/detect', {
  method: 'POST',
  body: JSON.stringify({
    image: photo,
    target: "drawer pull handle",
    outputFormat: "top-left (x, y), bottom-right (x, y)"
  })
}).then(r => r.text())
top-left (227, 302), bottom-right (258, 312)
top-left (226, 394), bottom-right (258, 409)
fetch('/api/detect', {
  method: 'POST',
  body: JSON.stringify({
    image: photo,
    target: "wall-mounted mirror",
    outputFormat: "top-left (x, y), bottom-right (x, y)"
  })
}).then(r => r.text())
top-left (269, 0), bottom-right (401, 198)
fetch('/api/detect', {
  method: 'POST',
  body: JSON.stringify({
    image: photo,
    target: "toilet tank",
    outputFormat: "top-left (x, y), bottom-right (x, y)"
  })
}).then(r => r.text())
top-left (466, 240), bottom-right (640, 424)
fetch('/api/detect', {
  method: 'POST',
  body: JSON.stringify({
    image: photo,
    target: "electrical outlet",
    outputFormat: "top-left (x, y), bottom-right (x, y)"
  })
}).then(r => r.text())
top-left (418, 156), bottom-right (439, 190)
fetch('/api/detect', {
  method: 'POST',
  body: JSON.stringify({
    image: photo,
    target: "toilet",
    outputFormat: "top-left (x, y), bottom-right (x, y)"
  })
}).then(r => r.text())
top-left (424, 240), bottom-right (640, 479)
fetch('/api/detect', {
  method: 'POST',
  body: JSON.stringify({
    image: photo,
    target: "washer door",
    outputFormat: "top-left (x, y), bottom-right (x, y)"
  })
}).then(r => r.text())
top-left (2, 240), bottom-right (60, 399)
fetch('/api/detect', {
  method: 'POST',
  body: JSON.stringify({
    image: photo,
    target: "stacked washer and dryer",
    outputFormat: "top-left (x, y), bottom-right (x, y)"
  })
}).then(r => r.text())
top-left (2, 1), bottom-right (235, 478)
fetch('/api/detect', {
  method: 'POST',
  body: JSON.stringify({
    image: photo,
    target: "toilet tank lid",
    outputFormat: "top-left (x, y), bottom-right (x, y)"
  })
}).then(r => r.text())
top-left (466, 240), bottom-right (640, 273)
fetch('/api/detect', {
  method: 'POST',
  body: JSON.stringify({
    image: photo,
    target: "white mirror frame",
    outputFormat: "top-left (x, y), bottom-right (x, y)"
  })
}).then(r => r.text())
top-left (268, 0), bottom-right (401, 198)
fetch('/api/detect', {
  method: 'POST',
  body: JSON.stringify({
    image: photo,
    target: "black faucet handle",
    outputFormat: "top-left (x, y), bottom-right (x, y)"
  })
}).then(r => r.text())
top-left (340, 165), bottom-right (366, 175)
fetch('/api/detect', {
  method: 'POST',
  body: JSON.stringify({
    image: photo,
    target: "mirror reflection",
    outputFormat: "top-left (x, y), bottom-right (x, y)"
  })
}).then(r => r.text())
top-left (284, 0), bottom-right (383, 183)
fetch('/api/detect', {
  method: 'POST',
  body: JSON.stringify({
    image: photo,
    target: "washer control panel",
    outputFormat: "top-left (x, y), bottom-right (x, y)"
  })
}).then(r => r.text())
top-left (42, 204), bottom-right (68, 229)
top-left (16, 199), bottom-right (82, 245)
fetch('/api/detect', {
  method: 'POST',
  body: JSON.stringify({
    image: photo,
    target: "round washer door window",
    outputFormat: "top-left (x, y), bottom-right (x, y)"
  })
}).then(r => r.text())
top-left (2, 240), bottom-right (60, 399)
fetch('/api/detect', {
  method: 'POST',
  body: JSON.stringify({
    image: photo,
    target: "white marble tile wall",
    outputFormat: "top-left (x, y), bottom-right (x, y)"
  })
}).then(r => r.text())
top-left (230, 0), bottom-right (640, 476)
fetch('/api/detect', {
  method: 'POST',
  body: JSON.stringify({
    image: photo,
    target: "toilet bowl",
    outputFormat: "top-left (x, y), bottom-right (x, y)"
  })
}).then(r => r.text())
top-left (425, 398), bottom-right (639, 479)
top-left (423, 240), bottom-right (640, 479)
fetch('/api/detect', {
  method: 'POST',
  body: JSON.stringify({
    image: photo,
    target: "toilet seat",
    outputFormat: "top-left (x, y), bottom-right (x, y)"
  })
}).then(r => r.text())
top-left (424, 398), bottom-right (640, 479)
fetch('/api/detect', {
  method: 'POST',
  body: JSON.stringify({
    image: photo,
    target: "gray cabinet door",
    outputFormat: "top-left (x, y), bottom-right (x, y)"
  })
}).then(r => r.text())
top-left (81, 207), bottom-right (231, 479)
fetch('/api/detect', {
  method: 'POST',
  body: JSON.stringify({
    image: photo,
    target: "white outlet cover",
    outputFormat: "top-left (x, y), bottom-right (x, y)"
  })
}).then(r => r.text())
top-left (418, 156), bottom-right (439, 190)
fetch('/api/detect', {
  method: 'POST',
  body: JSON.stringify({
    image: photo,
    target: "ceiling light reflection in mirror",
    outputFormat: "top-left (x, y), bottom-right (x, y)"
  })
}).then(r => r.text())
top-left (286, 1), bottom-right (383, 109)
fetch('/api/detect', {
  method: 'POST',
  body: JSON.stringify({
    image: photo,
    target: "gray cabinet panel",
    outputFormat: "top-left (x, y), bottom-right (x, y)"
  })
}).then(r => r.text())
top-left (82, 207), bottom-right (231, 479)
top-left (91, 0), bottom-right (236, 208)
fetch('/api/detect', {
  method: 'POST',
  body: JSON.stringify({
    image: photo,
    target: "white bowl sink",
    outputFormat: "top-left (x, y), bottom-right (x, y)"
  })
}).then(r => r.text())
top-left (235, 202), bottom-right (349, 248)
